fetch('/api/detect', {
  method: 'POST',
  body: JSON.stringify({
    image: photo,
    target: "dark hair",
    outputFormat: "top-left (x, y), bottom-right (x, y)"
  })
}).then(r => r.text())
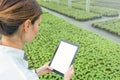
top-left (0, 0), bottom-right (42, 36)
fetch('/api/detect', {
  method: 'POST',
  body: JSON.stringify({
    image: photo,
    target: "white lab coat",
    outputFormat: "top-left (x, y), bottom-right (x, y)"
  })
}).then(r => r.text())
top-left (0, 45), bottom-right (39, 80)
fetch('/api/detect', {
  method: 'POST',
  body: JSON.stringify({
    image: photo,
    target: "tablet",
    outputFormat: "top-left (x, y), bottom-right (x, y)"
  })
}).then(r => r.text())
top-left (49, 40), bottom-right (79, 76)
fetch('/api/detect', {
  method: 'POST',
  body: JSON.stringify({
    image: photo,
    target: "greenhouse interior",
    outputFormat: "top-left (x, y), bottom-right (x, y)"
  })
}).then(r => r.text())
top-left (0, 0), bottom-right (120, 80)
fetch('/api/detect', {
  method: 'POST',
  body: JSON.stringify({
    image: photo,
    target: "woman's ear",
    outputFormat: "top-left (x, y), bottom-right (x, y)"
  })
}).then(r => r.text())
top-left (23, 19), bottom-right (31, 32)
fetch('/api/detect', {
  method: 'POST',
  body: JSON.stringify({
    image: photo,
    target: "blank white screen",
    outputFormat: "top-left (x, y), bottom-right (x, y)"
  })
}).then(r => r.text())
top-left (50, 41), bottom-right (78, 74)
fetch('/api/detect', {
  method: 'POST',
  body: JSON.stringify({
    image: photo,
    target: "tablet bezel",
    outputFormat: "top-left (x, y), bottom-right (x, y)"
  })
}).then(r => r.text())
top-left (49, 40), bottom-right (79, 76)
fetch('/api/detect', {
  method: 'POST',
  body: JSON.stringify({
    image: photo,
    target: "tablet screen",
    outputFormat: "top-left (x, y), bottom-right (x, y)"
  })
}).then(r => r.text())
top-left (49, 40), bottom-right (79, 76)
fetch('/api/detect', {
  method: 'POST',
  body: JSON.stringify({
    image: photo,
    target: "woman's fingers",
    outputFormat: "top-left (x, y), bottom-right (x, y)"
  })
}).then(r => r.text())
top-left (47, 66), bottom-right (53, 70)
top-left (70, 65), bottom-right (74, 74)
top-left (64, 65), bottom-right (74, 80)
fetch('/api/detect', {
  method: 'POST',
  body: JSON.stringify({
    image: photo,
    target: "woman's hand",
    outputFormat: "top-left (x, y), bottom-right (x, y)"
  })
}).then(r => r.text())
top-left (35, 62), bottom-right (53, 75)
top-left (64, 65), bottom-right (74, 80)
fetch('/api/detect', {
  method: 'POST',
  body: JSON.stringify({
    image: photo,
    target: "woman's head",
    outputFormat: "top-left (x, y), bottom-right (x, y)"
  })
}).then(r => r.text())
top-left (0, 0), bottom-right (42, 42)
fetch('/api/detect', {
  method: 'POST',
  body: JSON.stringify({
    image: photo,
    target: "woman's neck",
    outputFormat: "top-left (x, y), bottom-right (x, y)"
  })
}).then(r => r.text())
top-left (1, 35), bottom-right (24, 50)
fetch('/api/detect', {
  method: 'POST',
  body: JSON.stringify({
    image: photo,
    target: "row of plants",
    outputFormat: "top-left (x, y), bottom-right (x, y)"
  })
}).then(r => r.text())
top-left (44, 0), bottom-right (119, 17)
top-left (92, 19), bottom-right (120, 36)
top-left (39, 1), bottom-right (102, 21)
top-left (51, 0), bottom-right (86, 6)
top-left (24, 12), bottom-right (120, 80)
top-left (47, 0), bottom-right (96, 5)
top-left (72, 3), bottom-right (119, 17)
top-left (50, 0), bottom-right (119, 17)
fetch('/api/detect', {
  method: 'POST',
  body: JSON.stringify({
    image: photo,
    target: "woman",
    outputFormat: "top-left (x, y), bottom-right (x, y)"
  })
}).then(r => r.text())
top-left (0, 0), bottom-right (74, 80)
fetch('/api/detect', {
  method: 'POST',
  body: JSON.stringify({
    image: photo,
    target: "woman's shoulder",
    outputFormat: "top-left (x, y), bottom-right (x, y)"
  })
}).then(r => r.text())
top-left (0, 52), bottom-right (27, 80)
top-left (0, 52), bottom-right (13, 73)
top-left (0, 55), bottom-right (26, 80)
